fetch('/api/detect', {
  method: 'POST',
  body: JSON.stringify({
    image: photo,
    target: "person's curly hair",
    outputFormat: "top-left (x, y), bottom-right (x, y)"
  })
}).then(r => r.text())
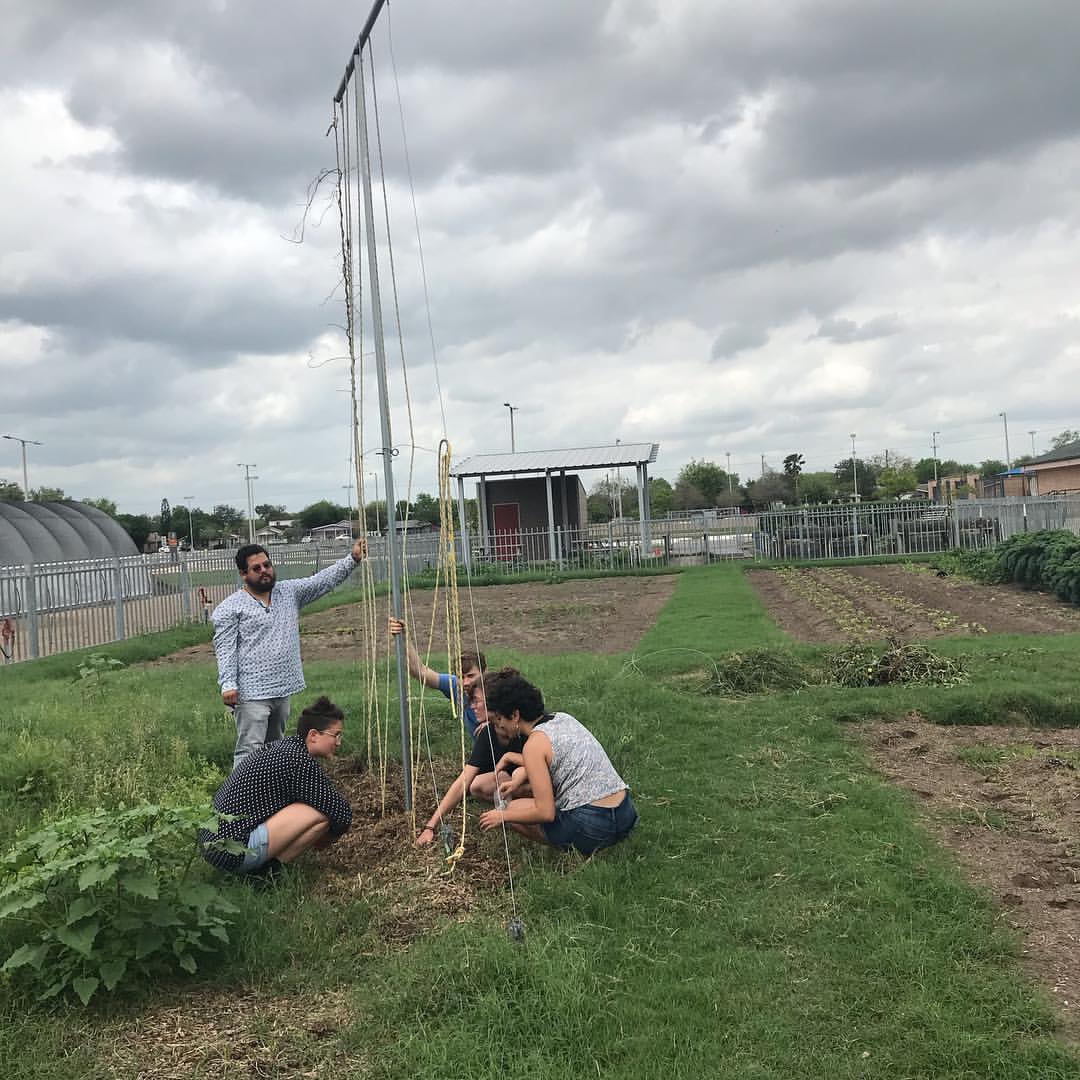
top-left (481, 667), bottom-right (544, 723)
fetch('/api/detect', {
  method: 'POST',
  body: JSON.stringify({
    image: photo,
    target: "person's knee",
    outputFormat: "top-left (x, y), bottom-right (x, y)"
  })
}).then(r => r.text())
top-left (470, 773), bottom-right (496, 798)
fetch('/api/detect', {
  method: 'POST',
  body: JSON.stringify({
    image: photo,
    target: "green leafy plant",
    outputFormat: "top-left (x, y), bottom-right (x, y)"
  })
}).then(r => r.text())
top-left (825, 639), bottom-right (969, 688)
top-left (75, 653), bottom-right (126, 702)
top-left (0, 804), bottom-right (238, 1005)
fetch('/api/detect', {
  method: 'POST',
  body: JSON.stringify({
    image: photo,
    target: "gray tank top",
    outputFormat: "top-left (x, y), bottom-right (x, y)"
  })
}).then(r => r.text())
top-left (540, 712), bottom-right (627, 812)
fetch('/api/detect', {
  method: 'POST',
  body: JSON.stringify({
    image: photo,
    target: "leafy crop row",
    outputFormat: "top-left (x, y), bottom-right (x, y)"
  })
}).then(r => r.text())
top-left (815, 567), bottom-right (987, 634)
top-left (773, 567), bottom-right (892, 641)
top-left (933, 529), bottom-right (1080, 605)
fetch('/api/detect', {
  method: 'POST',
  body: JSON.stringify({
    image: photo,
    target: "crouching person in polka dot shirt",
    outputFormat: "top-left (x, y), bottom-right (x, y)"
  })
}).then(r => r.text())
top-left (198, 696), bottom-right (352, 880)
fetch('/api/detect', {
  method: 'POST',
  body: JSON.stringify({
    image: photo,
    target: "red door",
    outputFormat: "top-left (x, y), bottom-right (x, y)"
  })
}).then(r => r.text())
top-left (492, 503), bottom-right (521, 560)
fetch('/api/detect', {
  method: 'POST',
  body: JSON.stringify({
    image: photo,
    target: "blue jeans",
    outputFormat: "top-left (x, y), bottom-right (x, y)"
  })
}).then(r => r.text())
top-left (542, 792), bottom-right (638, 855)
top-left (233, 697), bottom-right (290, 769)
top-left (241, 823), bottom-right (271, 871)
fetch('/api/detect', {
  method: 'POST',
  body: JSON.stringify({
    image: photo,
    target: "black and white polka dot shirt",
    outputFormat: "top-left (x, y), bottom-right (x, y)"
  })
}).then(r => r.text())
top-left (198, 735), bottom-right (352, 872)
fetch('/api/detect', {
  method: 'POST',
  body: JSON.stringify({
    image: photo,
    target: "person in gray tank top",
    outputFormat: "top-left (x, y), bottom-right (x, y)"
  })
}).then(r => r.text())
top-left (478, 668), bottom-right (638, 855)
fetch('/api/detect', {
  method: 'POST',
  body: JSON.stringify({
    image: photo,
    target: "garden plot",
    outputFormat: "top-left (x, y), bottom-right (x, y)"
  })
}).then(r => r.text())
top-left (148, 575), bottom-right (679, 669)
top-left (748, 564), bottom-right (1080, 643)
top-left (856, 719), bottom-right (1080, 1042)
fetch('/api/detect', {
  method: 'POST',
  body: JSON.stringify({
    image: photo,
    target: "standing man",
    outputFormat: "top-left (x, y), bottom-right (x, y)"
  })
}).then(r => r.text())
top-left (214, 539), bottom-right (367, 768)
top-left (387, 616), bottom-right (486, 740)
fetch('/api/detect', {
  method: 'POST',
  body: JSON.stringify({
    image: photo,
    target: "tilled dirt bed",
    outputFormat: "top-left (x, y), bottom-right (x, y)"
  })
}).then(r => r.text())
top-left (147, 575), bottom-right (678, 668)
top-left (748, 564), bottom-right (1080, 643)
top-left (856, 719), bottom-right (1080, 1042)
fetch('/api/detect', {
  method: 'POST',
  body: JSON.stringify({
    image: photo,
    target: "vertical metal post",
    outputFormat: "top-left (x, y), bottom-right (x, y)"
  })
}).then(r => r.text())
top-left (111, 555), bottom-right (126, 641)
top-left (478, 477), bottom-right (489, 555)
top-left (607, 520), bottom-right (614, 567)
top-left (25, 564), bottom-right (40, 660)
top-left (355, 53), bottom-right (412, 809)
top-left (545, 470), bottom-right (557, 562)
top-left (637, 463), bottom-right (650, 554)
top-left (456, 475), bottom-right (471, 572)
top-left (180, 555), bottom-right (192, 622)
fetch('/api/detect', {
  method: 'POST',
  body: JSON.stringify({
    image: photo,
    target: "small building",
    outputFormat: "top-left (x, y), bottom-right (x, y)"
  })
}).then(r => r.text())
top-left (978, 469), bottom-right (1033, 499)
top-left (392, 519), bottom-right (437, 535)
top-left (927, 473), bottom-right (980, 502)
top-left (255, 526), bottom-right (288, 545)
top-left (1024, 440), bottom-right (1080, 496)
top-left (305, 520), bottom-right (354, 543)
top-left (452, 443), bottom-right (659, 564)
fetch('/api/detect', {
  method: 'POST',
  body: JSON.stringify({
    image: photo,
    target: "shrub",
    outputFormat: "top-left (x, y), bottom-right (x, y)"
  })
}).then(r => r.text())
top-left (0, 804), bottom-right (238, 1005)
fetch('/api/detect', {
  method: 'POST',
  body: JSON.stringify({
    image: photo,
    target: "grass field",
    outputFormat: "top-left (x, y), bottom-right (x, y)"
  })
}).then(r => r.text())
top-left (2, 564), bottom-right (1080, 1078)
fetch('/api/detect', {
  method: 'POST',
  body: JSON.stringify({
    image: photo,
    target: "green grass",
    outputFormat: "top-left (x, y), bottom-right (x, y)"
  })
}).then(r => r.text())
top-left (2, 563), bottom-right (1079, 1077)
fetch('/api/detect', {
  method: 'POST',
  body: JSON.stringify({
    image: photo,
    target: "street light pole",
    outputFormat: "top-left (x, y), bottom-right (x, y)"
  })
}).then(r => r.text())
top-left (726, 452), bottom-right (733, 493)
top-left (998, 411), bottom-right (1011, 470)
top-left (850, 434), bottom-right (858, 501)
top-left (2, 434), bottom-right (43, 500)
top-left (503, 402), bottom-right (518, 453)
top-left (184, 496), bottom-right (196, 549)
top-left (237, 463), bottom-right (257, 543)
top-left (931, 431), bottom-right (941, 500)
top-left (1028, 430), bottom-right (1037, 457)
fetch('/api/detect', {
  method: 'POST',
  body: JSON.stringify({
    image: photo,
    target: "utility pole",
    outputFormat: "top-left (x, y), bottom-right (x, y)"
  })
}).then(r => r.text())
top-left (184, 496), bottom-right (196, 549)
top-left (850, 434), bottom-right (858, 501)
top-left (999, 411), bottom-right (1011, 470)
top-left (760, 454), bottom-right (766, 478)
top-left (237, 463), bottom-right (257, 543)
top-left (726, 452), bottom-right (733, 493)
top-left (2, 433), bottom-right (43, 500)
top-left (615, 438), bottom-right (623, 519)
top-left (931, 431), bottom-right (941, 500)
top-left (503, 402), bottom-right (518, 453)
top-left (1028, 430), bottom-right (1037, 457)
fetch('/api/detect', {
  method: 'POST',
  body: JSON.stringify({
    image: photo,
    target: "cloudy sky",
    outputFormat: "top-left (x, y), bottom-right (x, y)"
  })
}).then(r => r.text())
top-left (3, 0), bottom-right (1079, 514)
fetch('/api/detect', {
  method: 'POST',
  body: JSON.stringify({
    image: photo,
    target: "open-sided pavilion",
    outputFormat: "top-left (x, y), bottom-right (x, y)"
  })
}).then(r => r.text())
top-left (451, 442), bottom-right (659, 567)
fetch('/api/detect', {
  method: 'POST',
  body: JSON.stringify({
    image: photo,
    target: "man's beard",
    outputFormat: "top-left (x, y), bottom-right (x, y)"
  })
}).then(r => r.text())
top-left (248, 574), bottom-right (274, 595)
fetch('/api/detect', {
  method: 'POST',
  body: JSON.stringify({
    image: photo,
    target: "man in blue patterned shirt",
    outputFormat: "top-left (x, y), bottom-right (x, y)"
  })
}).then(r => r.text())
top-left (212, 539), bottom-right (367, 768)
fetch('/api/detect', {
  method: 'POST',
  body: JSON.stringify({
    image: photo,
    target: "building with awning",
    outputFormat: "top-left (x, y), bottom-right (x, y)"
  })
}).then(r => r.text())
top-left (450, 443), bottom-right (659, 566)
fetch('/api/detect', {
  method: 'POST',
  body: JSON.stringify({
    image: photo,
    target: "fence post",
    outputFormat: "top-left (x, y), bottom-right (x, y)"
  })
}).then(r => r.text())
top-left (111, 555), bottom-right (126, 641)
top-left (25, 563), bottom-right (40, 660)
top-left (950, 506), bottom-right (961, 549)
top-left (314, 545), bottom-right (323, 573)
top-left (180, 556), bottom-right (192, 622)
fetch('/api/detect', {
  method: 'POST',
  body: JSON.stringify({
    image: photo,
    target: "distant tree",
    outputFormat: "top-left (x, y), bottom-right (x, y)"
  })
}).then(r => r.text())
top-left (82, 497), bottom-right (117, 517)
top-left (671, 479), bottom-right (705, 511)
top-left (116, 513), bottom-right (154, 551)
top-left (210, 504), bottom-right (245, 531)
top-left (877, 466), bottom-right (919, 499)
top-left (0, 479), bottom-right (24, 500)
top-left (676, 459), bottom-right (731, 505)
top-left (159, 498), bottom-right (171, 537)
top-left (870, 451), bottom-right (913, 472)
top-left (411, 492), bottom-right (441, 526)
top-left (1050, 430), bottom-right (1080, 450)
top-left (799, 471), bottom-right (839, 504)
top-left (30, 486), bottom-right (67, 502)
top-left (255, 503), bottom-right (287, 520)
top-left (978, 459), bottom-right (1008, 477)
top-left (1013, 453), bottom-right (1034, 467)
top-left (833, 458), bottom-right (879, 500)
top-left (782, 453), bottom-right (805, 501)
top-left (298, 501), bottom-right (348, 530)
top-left (744, 470), bottom-right (790, 508)
top-left (648, 477), bottom-right (674, 517)
top-left (364, 500), bottom-right (388, 532)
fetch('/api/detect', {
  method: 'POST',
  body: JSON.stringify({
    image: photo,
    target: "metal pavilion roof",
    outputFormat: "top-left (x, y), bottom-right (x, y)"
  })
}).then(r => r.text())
top-left (451, 442), bottom-right (659, 478)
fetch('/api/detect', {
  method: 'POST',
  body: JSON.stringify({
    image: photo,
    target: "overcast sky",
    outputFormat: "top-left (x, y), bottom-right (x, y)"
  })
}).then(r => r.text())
top-left (2, 0), bottom-right (1079, 514)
